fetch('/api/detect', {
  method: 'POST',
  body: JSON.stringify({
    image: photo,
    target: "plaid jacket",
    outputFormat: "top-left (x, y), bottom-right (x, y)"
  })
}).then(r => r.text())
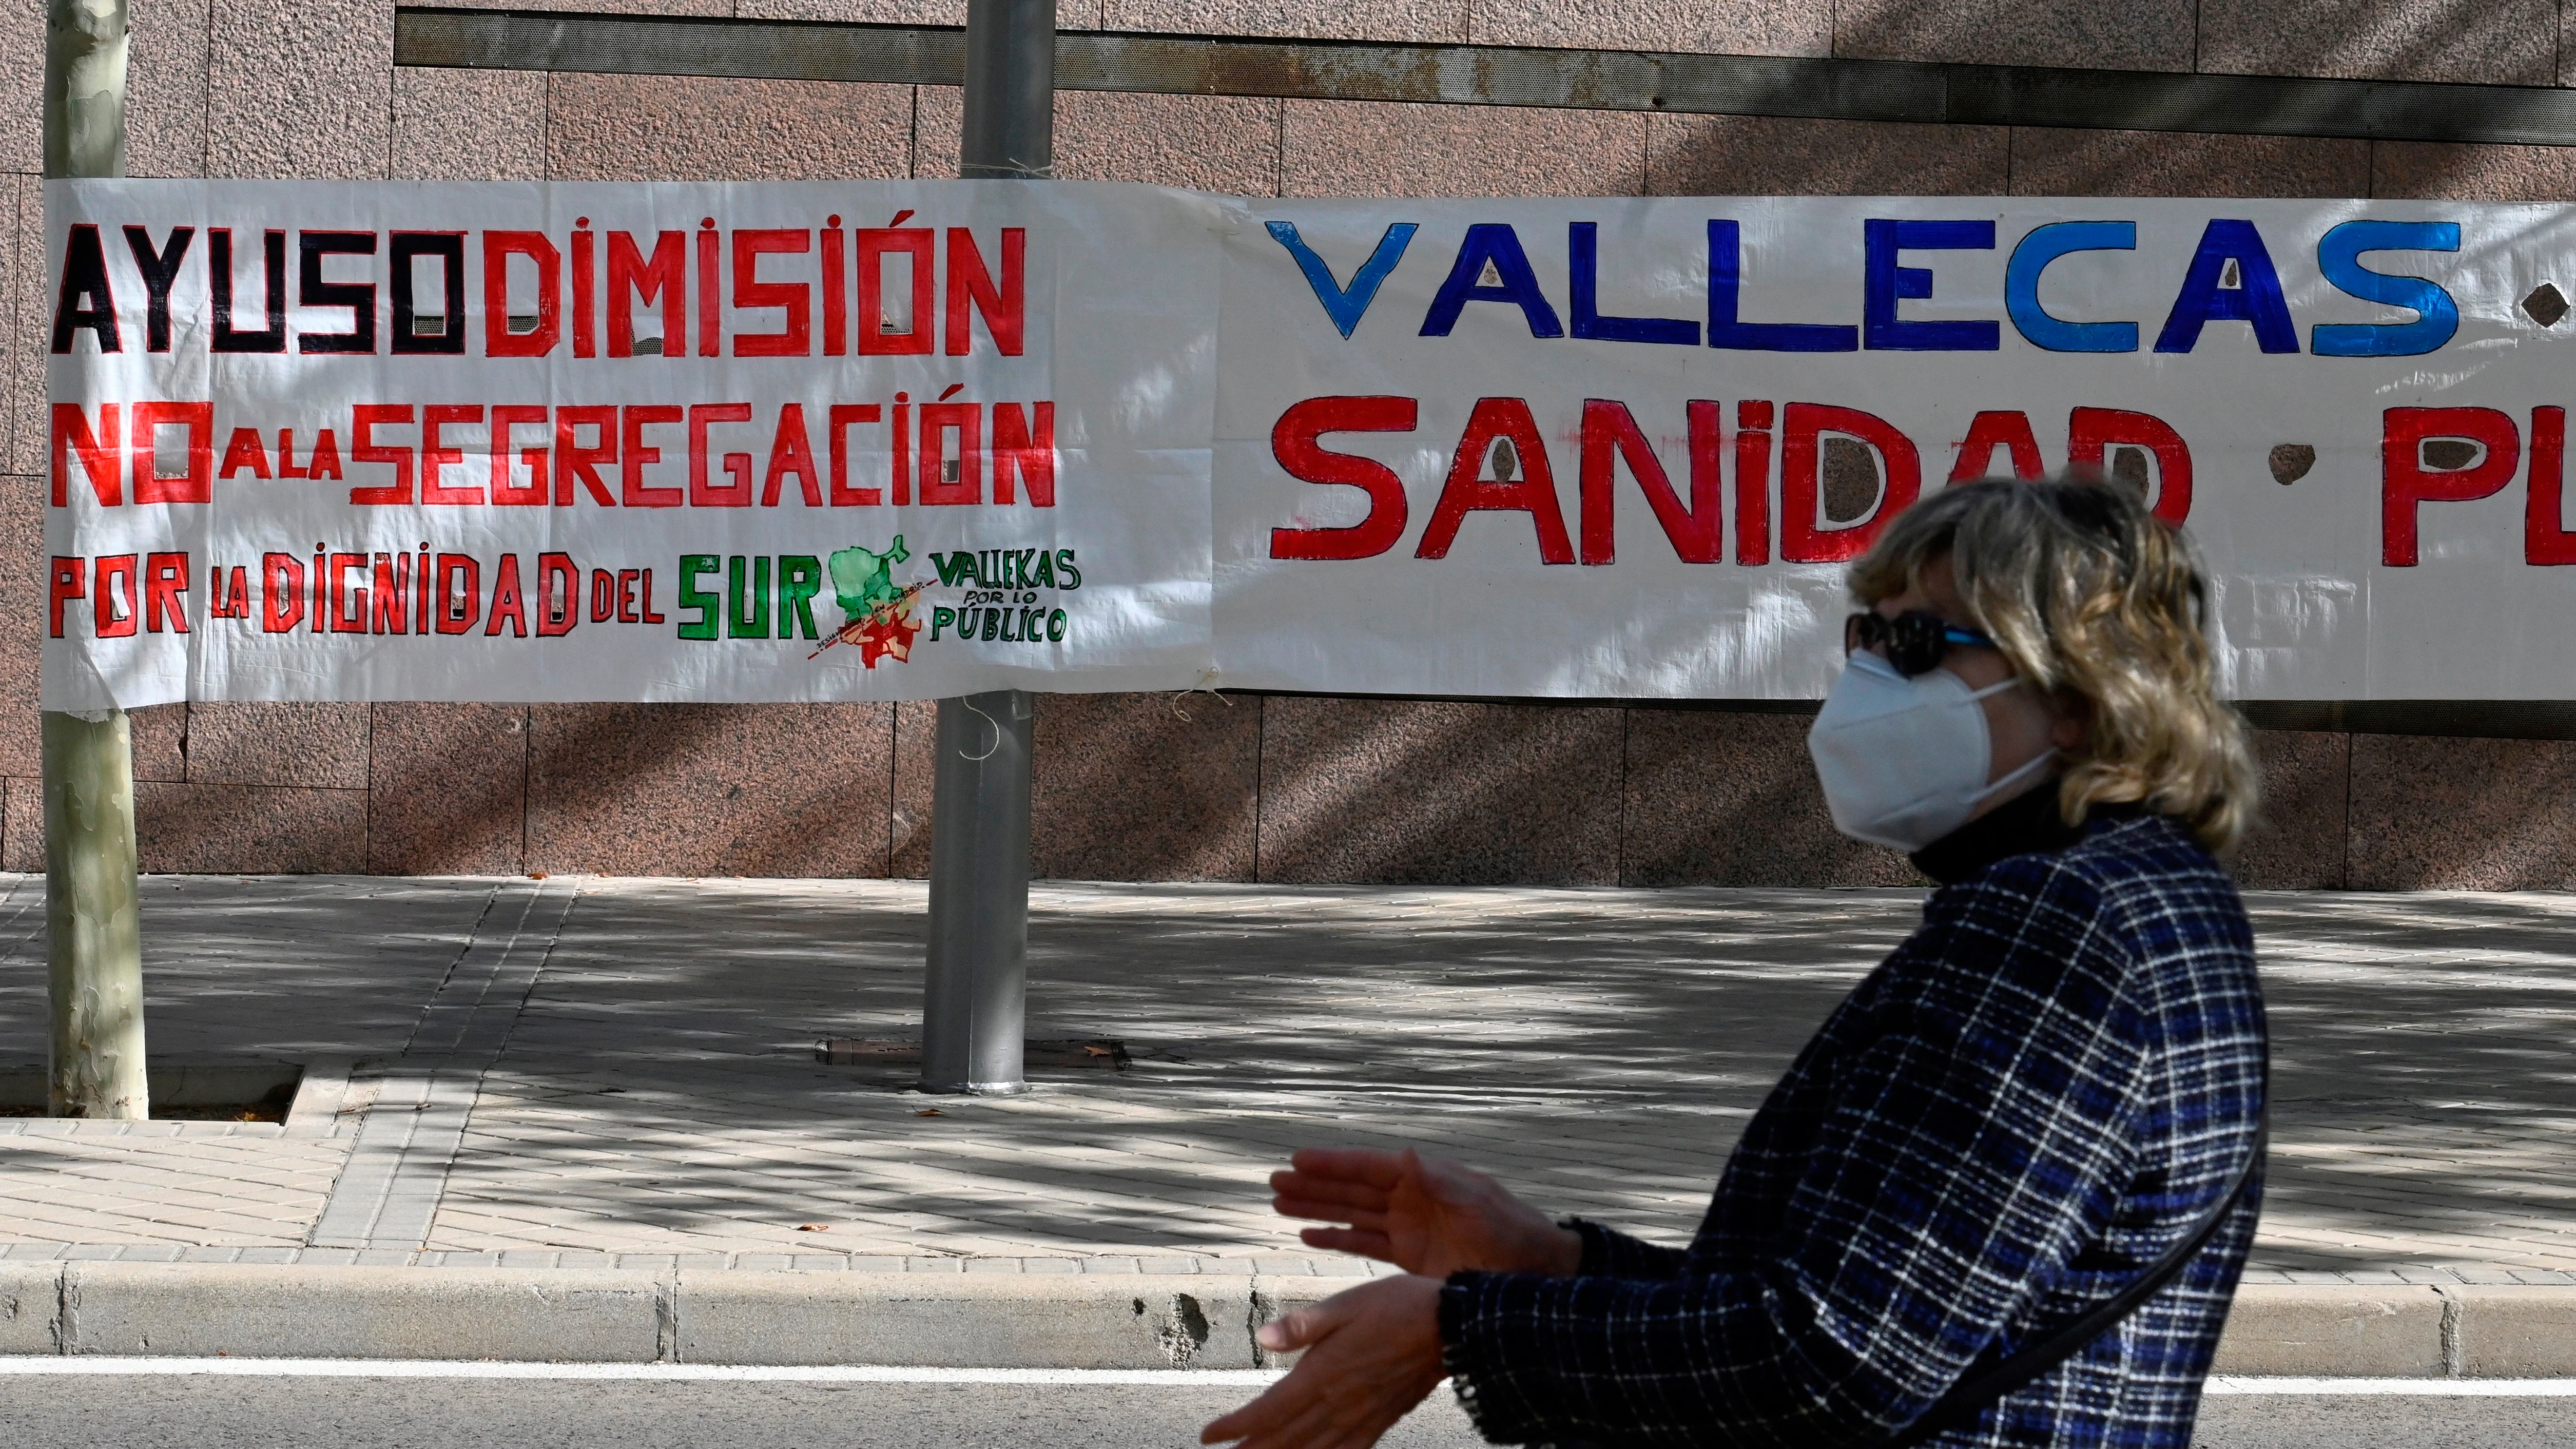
top-left (1439, 813), bottom-right (2267, 1449)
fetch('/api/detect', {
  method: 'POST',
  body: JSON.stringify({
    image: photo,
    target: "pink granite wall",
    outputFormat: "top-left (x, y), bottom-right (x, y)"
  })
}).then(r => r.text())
top-left (4, 0), bottom-right (2574, 886)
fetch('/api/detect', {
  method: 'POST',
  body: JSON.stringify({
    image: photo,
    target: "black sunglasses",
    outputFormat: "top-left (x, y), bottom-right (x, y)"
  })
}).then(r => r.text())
top-left (1845, 610), bottom-right (1998, 678)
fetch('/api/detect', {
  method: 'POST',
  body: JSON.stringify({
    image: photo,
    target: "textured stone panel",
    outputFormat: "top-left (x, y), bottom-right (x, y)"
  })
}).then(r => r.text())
top-left (2198, 0), bottom-right (2553, 85)
top-left (1621, 708), bottom-right (1918, 887)
top-left (205, 0), bottom-right (392, 180)
top-left (0, 0), bottom-right (38, 175)
top-left (1255, 697), bottom-right (1621, 885)
top-left (1031, 691), bottom-right (1257, 882)
top-left (2372, 141), bottom-right (2576, 201)
top-left (392, 67), bottom-right (547, 181)
top-left (917, 89), bottom-right (1284, 191)
top-left (7, 174), bottom-right (38, 479)
top-left (135, 782), bottom-right (370, 873)
top-left (1, 775), bottom-right (38, 870)
top-left (2347, 734), bottom-right (2576, 889)
top-left (890, 698), bottom-right (934, 878)
top-left (1648, 115), bottom-right (2008, 196)
top-left (438, 0), bottom-right (729, 12)
top-left (527, 702), bottom-right (894, 876)
top-left (1284, 100), bottom-right (1648, 198)
top-left (1470, 0), bottom-right (1830, 57)
top-left (2008, 129), bottom-right (2371, 198)
top-left (369, 703), bottom-right (528, 875)
top-left (738, 0), bottom-right (971, 22)
top-left (546, 73), bottom-right (915, 182)
top-left (128, 703), bottom-right (187, 783)
top-left (2232, 729), bottom-right (2347, 891)
top-left (1831, 0), bottom-right (2191, 72)
top-left (1105, 0), bottom-right (1466, 44)
top-left (1056, 92), bottom-right (1281, 193)
top-left (183, 702), bottom-right (372, 789)
top-left (126, 0), bottom-right (212, 178)
top-left (0, 474), bottom-right (36, 777)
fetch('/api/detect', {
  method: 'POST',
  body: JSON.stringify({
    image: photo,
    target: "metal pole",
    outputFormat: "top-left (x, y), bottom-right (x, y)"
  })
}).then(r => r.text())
top-left (919, 0), bottom-right (1051, 1095)
top-left (42, 0), bottom-right (146, 1120)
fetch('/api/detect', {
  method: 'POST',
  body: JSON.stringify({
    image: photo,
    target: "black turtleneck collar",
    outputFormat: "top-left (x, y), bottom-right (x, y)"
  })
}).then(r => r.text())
top-left (1909, 778), bottom-right (2091, 885)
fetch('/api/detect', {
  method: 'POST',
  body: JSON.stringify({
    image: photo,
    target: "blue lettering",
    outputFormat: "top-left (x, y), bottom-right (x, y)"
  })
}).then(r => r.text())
top-left (1706, 220), bottom-right (1855, 353)
top-left (1567, 222), bottom-right (1696, 345)
top-left (1420, 224), bottom-right (1564, 338)
top-left (1863, 219), bottom-right (1999, 352)
top-left (2154, 219), bottom-right (2298, 354)
top-left (2004, 220), bottom-right (2138, 353)
top-left (1265, 220), bottom-right (1417, 340)
top-left (2312, 219), bottom-right (2461, 358)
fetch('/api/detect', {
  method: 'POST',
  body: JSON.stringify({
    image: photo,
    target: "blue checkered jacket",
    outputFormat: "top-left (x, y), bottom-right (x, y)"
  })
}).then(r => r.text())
top-left (1439, 812), bottom-right (2267, 1448)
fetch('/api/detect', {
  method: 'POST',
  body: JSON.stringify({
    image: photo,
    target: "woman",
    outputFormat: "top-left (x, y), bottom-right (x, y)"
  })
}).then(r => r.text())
top-left (1204, 477), bottom-right (2268, 1449)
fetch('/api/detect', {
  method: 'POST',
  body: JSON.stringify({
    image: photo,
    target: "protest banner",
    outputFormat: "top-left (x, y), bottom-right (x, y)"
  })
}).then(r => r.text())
top-left (45, 181), bottom-right (2576, 705)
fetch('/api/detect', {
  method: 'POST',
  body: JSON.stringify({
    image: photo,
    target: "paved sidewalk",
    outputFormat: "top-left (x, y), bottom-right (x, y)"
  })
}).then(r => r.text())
top-left (4, 874), bottom-right (2576, 1285)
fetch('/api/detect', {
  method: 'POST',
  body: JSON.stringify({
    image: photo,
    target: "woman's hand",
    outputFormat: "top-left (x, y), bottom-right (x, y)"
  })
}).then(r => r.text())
top-left (1270, 1147), bottom-right (1581, 1280)
top-left (1200, 1274), bottom-right (1445, 1449)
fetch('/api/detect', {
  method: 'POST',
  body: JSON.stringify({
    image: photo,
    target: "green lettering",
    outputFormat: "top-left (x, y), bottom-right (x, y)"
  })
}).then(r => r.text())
top-left (1054, 548), bottom-right (1081, 590)
top-left (677, 555), bottom-right (719, 640)
top-left (932, 551), bottom-right (978, 588)
top-left (727, 555), bottom-right (771, 639)
top-left (778, 555), bottom-right (822, 640)
top-left (1031, 551), bottom-right (1057, 588)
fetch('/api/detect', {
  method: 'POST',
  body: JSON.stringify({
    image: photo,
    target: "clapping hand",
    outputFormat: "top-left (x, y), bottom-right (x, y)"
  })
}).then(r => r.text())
top-left (1269, 1146), bottom-right (1582, 1279)
top-left (1202, 1149), bottom-right (1579, 1449)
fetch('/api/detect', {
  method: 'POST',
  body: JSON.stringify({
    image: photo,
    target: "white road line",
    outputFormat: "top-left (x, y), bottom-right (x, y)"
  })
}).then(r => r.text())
top-left (2205, 1377), bottom-right (2576, 1396)
top-left (0, 1359), bottom-right (1288, 1385)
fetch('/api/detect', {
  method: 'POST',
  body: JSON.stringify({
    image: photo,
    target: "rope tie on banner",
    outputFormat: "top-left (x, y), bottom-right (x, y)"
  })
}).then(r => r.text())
top-left (1172, 670), bottom-right (1229, 722)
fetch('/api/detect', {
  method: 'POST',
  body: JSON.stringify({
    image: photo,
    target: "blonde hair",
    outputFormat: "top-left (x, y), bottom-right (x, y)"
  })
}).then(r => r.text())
top-left (1846, 477), bottom-right (2257, 857)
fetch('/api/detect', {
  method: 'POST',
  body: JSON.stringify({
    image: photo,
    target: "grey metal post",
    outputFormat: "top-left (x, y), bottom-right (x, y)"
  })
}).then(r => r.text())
top-left (42, 0), bottom-right (147, 1120)
top-left (919, 0), bottom-right (1052, 1095)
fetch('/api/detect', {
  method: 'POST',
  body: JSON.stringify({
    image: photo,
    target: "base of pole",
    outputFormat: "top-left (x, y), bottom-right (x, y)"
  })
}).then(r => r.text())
top-left (916, 1079), bottom-right (1035, 1097)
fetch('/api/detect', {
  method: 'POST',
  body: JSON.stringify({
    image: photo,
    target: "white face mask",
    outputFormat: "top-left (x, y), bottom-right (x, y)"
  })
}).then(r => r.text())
top-left (1806, 650), bottom-right (2057, 852)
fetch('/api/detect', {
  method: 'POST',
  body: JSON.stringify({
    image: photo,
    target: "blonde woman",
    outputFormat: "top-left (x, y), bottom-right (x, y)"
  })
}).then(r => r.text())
top-left (1206, 477), bottom-right (2268, 1449)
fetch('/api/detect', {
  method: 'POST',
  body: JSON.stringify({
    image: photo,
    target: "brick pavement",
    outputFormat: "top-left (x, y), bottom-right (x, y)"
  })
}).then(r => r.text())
top-left (4, 874), bottom-right (2576, 1284)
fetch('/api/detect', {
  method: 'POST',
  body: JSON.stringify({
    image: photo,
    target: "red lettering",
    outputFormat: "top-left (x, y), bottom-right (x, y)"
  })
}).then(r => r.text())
top-left (763, 403), bottom-right (822, 507)
top-left (944, 227), bottom-right (1024, 356)
top-left (1417, 397), bottom-right (1574, 564)
top-left (262, 553), bottom-right (305, 632)
top-left (1950, 409), bottom-right (2045, 484)
top-left (372, 552), bottom-right (409, 634)
top-left (420, 403), bottom-right (483, 505)
top-left (537, 552), bottom-right (579, 636)
top-left (2530, 406), bottom-right (2576, 565)
top-left (330, 552), bottom-right (369, 632)
top-left (1577, 399), bottom-right (1720, 566)
top-left (732, 229), bottom-right (812, 357)
top-left (2382, 405), bottom-right (2518, 567)
top-left (94, 554), bottom-right (139, 637)
top-left (993, 401), bottom-right (1054, 508)
top-left (482, 231), bottom-right (561, 357)
top-left (829, 404), bottom-right (882, 506)
top-left (689, 402), bottom-right (754, 507)
top-left (1268, 396), bottom-right (1415, 561)
top-left (435, 553), bottom-right (480, 633)
top-left (49, 557), bottom-right (86, 638)
top-left (1780, 402), bottom-right (1920, 564)
top-left (486, 553), bottom-right (528, 636)
top-left (858, 224), bottom-right (936, 356)
top-left (606, 230), bottom-right (685, 358)
top-left (696, 220), bottom-right (722, 358)
top-left (1735, 400), bottom-right (1772, 566)
top-left (52, 403), bottom-right (122, 507)
top-left (349, 404), bottom-right (415, 505)
top-left (622, 404), bottom-right (683, 508)
top-left (492, 405), bottom-right (550, 505)
top-left (145, 552), bottom-right (189, 633)
top-left (130, 401), bottom-right (213, 505)
top-left (219, 427), bottom-right (270, 480)
top-left (555, 404), bottom-right (617, 506)
top-left (2068, 407), bottom-right (2193, 525)
top-left (918, 401), bottom-right (982, 505)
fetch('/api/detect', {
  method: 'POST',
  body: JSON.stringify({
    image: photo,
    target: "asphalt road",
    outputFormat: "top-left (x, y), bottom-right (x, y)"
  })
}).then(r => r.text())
top-left (1, 1374), bottom-right (2570, 1447)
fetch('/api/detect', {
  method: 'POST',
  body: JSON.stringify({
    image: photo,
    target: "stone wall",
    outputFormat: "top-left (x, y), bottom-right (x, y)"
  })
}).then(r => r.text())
top-left (5, 0), bottom-right (2575, 887)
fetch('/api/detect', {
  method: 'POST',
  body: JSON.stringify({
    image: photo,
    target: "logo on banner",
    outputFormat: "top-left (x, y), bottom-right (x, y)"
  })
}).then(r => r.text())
top-left (814, 536), bottom-right (925, 668)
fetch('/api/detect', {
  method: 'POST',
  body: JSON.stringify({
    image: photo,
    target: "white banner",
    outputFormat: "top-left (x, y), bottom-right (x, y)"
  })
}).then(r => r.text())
top-left (46, 181), bottom-right (2576, 706)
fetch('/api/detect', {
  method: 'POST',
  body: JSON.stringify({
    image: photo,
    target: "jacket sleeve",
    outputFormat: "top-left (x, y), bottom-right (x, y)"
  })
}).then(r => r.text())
top-left (1437, 858), bottom-right (2155, 1448)
top-left (1568, 1218), bottom-right (1690, 1280)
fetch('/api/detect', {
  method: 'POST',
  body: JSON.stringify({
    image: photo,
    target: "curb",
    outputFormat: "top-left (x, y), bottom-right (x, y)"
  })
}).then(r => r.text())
top-left (3, 1267), bottom-right (2574, 1374)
